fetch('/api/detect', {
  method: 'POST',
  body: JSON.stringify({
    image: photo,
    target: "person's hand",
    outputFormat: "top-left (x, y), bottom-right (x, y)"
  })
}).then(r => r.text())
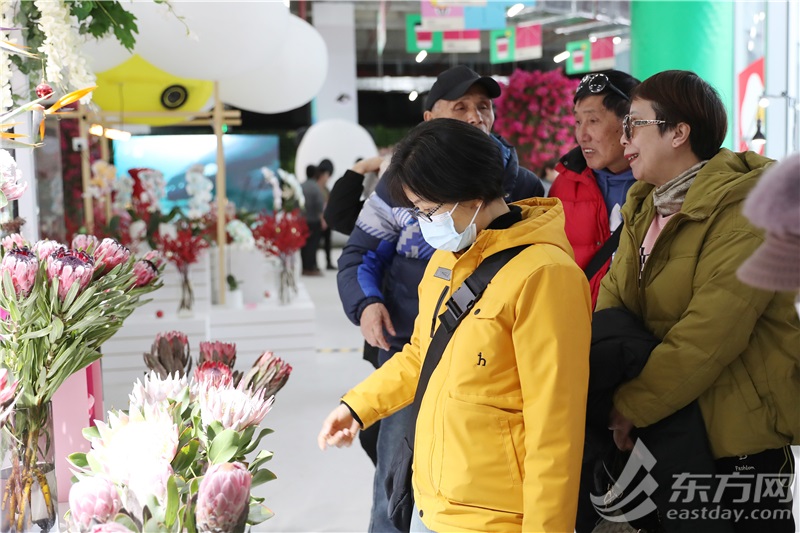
top-left (318, 404), bottom-right (360, 450)
top-left (359, 303), bottom-right (395, 351)
top-left (609, 407), bottom-right (635, 451)
top-left (351, 156), bottom-right (384, 176)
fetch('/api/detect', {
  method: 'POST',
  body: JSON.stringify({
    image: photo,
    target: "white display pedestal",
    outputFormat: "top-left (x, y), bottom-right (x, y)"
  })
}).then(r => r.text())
top-left (100, 250), bottom-right (316, 411)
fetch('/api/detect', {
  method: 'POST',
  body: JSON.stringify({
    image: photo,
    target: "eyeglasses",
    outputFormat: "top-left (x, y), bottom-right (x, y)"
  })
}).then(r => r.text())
top-left (407, 202), bottom-right (444, 223)
top-left (622, 114), bottom-right (668, 141)
top-left (578, 73), bottom-right (630, 102)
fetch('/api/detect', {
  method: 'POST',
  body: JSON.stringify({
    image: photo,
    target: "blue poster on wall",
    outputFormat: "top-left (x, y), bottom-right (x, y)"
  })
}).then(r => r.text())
top-left (113, 134), bottom-right (280, 214)
top-left (463, 1), bottom-right (535, 31)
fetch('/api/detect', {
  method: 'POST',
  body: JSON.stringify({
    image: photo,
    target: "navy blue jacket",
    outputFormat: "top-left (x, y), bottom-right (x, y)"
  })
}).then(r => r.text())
top-left (337, 135), bottom-right (543, 364)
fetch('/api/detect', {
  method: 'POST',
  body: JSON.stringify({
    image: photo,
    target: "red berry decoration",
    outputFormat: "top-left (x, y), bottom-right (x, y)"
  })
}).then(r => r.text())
top-left (35, 82), bottom-right (54, 99)
top-left (156, 310), bottom-right (164, 318)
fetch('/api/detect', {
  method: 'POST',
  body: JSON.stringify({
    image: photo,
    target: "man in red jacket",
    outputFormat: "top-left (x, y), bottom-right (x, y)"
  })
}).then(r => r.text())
top-left (549, 70), bottom-right (640, 307)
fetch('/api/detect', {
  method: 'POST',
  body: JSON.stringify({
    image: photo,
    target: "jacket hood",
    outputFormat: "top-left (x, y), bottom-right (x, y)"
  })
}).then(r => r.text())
top-left (495, 134), bottom-right (520, 193)
top-left (625, 149), bottom-right (774, 221)
top-left (465, 197), bottom-right (574, 260)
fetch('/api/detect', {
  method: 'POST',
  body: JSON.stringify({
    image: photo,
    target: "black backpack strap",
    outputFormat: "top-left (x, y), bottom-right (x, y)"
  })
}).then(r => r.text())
top-left (584, 224), bottom-right (623, 281)
top-left (405, 244), bottom-right (529, 444)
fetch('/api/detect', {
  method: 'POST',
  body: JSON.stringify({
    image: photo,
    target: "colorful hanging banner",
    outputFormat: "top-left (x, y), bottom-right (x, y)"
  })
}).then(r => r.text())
top-left (406, 13), bottom-right (444, 53)
top-left (490, 28), bottom-right (514, 63)
top-left (463, 2), bottom-right (507, 30)
top-left (566, 38), bottom-right (616, 74)
top-left (591, 37), bottom-right (616, 71)
top-left (514, 22), bottom-right (542, 61)
top-left (566, 40), bottom-right (591, 74)
top-left (443, 30), bottom-right (481, 53)
top-left (489, 23), bottom-right (541, 64)
top-left (421, 0), bottom-right (466, 31)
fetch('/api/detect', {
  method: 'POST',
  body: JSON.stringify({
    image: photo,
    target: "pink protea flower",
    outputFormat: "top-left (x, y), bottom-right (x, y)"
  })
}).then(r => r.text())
top-left (132, 259), bottom-right (158, 287)
top-left (193, 361), bottom-right (234, 389)
top-left (0, 368), bottom-right (18, 425)
top-left (1, 246), bottom-right (38, 298)
top-left (196, 462), bottom-right (252, 533)
top-left (90, 523), bottom-right (134, 533)
top-left (32, 239), bottom-right (65, 261)
top-left (1, 233), bottom-right (27, 251)
top-left (94, 238), bottom-right (131, 275)
top-left (241, 351), bottom-right (292, 398)
top-left (69, 476), bottom-right (122, 532)
top-left (47, 248), bottom-right (95, 301)
top-left (72, 234), bottom-right (100, 253)
top-left (199, 340), bottom-right (237, 368)
top-left (197, 380), bottom-right (274, 432)
top-left (145, 331), bottom-right (191, 378)
top-left (143, 250), bottom-right (165, 269)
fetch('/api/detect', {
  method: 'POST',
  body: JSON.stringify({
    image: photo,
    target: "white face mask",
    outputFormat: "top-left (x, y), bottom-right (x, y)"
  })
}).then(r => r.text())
top-left (418, 202), bottom-right (482, 252)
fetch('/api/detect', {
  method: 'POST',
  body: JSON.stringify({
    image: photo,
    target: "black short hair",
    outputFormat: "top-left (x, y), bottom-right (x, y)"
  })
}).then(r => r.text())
top-left (574, 69), bottom-right (640, 119)
top-left (318, 159), bottom-right (334, 175)
top-left (384, 118), bottom-right (505, 207)
top-left (632, 70), bottom-right (727, 160)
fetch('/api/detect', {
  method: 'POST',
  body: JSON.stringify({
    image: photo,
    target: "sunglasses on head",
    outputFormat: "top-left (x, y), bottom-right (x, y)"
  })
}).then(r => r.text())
top-left (578, 73), bottom-right (630, 102)
top-left (622, 114), bottom-right (668, 141)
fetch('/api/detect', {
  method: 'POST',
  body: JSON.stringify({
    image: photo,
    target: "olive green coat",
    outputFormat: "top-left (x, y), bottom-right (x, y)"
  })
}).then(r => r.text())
top-left (597, 149), bottom-right (800, 459)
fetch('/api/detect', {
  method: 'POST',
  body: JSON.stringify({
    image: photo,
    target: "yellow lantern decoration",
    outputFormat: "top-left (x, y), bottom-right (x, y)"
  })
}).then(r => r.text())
top-left (93, 55), bottom-right (214, 126)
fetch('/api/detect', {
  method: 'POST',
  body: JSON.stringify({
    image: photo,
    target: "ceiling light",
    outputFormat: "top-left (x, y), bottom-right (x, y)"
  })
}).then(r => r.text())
top-left (415, 50), bottom-right (427, 63)
top-left (553, 50), bottom-right (570, 63)
top-left (613, 36), bottom-right (622, 44)
top-left (759, 97), bottom-right (770, 108)
top-left (409, 91), bottom-right (419, 102)
top-left (751, 119), bottom-right (766, 149)
top-left (748, 40), bottom-right (755, 51)
top-left (89, 124), bottom-right (104, 136)
top-left (750, 26), bottom-right (757, 39)
top-left (589, 36), bottom-right (597, 43)
top-left (506, 3), bottom-right (525, 17)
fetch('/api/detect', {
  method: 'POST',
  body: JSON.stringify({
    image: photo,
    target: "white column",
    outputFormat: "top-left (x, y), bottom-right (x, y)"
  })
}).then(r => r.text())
top-left (15, 105), bottom-right (39, 243)
top-left (312, 2), bottom-right (358, 123)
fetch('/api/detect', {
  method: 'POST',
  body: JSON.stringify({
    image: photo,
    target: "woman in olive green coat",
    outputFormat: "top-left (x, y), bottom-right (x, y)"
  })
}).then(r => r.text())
top-left (598, 70), bottom-right (799, 532)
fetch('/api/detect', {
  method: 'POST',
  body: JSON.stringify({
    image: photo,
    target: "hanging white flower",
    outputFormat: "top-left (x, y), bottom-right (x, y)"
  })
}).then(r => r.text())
top-left (138, 169), bottom-right (166, 212)
top-left (185, 164), bottom-right (213, 219)
top-left (0, 148), bottom-right (27, 208)
top-left (277, 168), bottom-right (305, 209)
top-left (112, 173), bottom-right (134, 211)
top-left (226, 219), bottom-right (255, 251)
top-left (261, 167), bottom-right (282, 212)
top-left (33, 0), bottom-right (96, 100)
top-left (0, 3), bottom-right (15, 111)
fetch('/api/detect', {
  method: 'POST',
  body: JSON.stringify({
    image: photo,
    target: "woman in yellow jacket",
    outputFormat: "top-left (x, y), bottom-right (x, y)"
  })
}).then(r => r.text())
top-left (318, 118), bottom-right (592, 533)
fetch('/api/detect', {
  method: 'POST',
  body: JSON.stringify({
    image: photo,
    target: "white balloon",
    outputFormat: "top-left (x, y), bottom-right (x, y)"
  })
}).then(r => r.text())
top-left (128, 1), bottom-right (290, 80)
top-left (295, 120), bottom-right (379, 187)
top-left (219, 15), bottom-right (328, 114)
top-left (82, 36), bottom-right (133, 73)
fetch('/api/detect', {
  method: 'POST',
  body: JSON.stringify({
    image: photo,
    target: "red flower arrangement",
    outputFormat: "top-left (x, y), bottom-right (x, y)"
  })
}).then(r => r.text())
top-left (153, 222), bottom-right (210, 314)
top-left (251, 210), bottom-right (309, 304)
top-left (493, 69), bottom-right (579, 176)
top-left (252, 210), bottom-right (309, 258)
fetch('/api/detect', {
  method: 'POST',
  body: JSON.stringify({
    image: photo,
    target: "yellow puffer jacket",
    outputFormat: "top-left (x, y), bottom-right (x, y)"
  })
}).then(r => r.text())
top-left (343, 198), bottom-right (591, 532)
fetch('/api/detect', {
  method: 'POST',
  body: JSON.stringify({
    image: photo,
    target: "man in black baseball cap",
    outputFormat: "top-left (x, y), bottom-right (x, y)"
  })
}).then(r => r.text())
top-left (424, 65), bottom-right (501, 112)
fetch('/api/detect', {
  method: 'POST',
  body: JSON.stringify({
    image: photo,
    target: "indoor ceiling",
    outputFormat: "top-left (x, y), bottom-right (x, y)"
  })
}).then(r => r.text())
top-left (302, 0), bottom-right (631, 78)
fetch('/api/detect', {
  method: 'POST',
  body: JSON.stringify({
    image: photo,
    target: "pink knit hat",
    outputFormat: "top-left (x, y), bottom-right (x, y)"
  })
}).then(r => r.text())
top-left (737, 153), bottom-right (800, 291)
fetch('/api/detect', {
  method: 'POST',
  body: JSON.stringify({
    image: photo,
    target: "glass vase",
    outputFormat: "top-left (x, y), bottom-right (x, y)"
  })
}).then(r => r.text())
top-left (278, 253), bottom-right (297, 305)
top-left (0, 402), bottom-right (59, 533)
top-left (177, 265), bottom-right (194, 317)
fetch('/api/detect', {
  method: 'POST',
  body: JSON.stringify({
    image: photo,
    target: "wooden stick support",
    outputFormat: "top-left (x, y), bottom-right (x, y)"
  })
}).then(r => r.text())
top-left (213, 81), bottom-right (227, 306)
top-left (100, 136), bottom-right (112, 223)
top-left (78, 113), bottom-right (93, 233)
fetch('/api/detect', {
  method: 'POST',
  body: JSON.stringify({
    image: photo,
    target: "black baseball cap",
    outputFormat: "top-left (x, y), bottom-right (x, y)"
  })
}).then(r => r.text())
top-left (424, 65), bottom-right (502, 111)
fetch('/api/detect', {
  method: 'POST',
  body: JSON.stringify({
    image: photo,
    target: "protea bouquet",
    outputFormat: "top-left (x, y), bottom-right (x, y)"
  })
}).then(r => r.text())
top-left (67, 333), bottom-right (292, 532)
top-left (0, 234), bottom-right (162, 531)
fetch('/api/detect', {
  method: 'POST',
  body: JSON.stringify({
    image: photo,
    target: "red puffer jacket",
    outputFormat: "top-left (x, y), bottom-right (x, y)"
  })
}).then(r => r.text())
top-left (549, 147), bottom-right (609, 307)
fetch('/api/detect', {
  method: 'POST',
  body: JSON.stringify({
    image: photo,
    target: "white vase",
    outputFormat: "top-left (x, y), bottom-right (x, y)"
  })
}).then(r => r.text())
top-left (227, 289), bottom-right (244, 309)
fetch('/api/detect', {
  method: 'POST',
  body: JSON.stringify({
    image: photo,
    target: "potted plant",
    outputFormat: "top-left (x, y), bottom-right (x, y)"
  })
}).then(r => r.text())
top-left (227, 274), bottom-right (244, 309)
